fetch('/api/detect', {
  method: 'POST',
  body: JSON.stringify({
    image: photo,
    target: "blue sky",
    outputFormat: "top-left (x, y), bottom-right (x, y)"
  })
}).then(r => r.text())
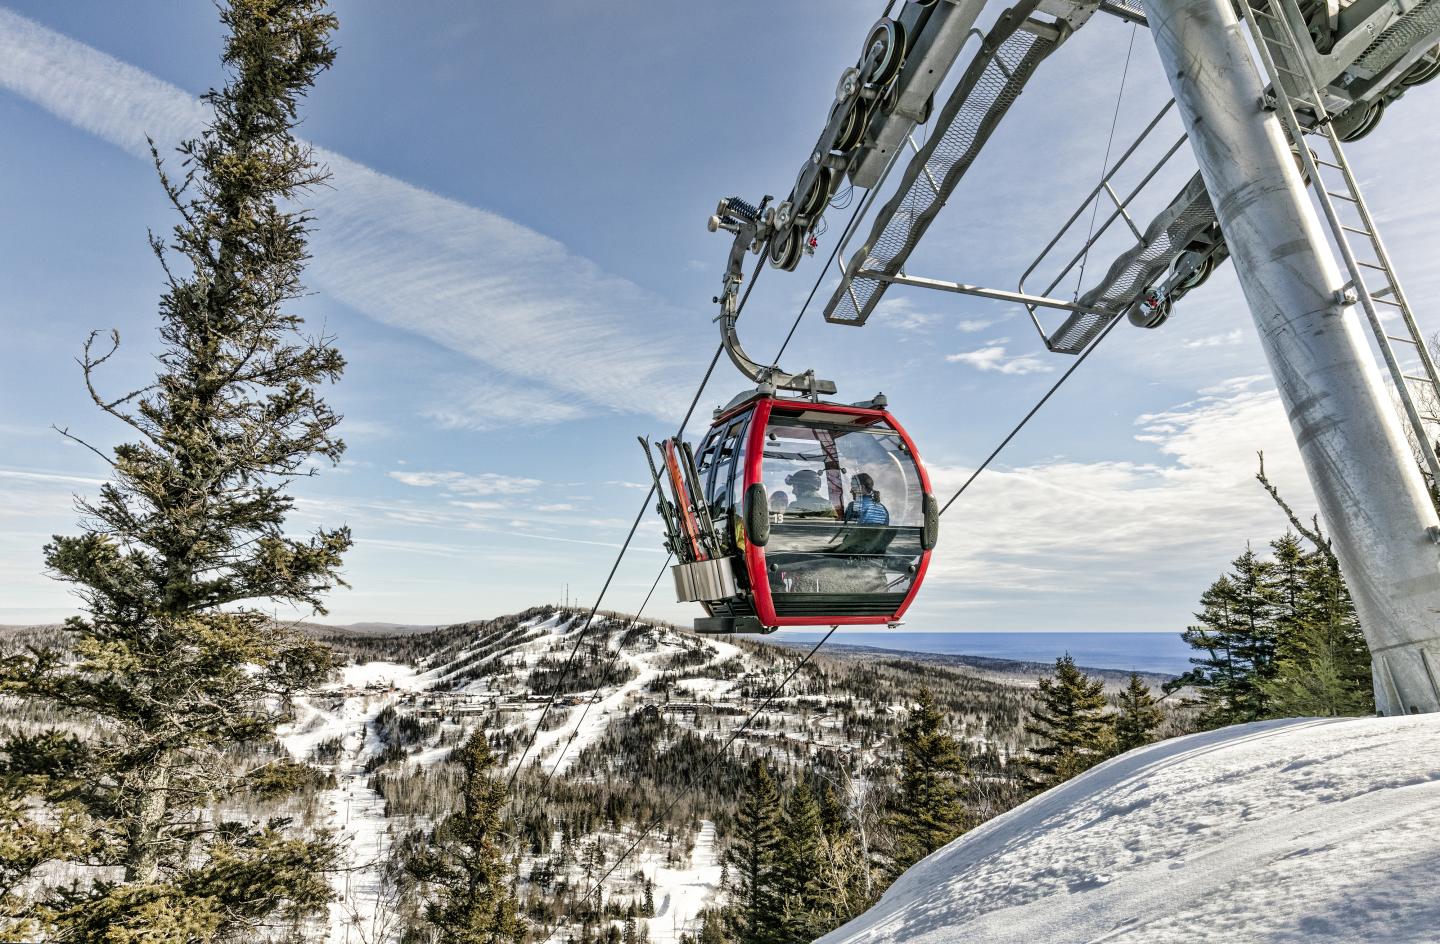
top-left (1, 2), bottom-right (1436, 631)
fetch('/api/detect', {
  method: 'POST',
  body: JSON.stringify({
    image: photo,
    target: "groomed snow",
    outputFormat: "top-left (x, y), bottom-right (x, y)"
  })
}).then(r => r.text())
top-left (645, 819), bottom-right (722, 944)
top-left (819, 715), bottom-right (1440, 944)
top-left (340, 659), bottom-right (422, 691)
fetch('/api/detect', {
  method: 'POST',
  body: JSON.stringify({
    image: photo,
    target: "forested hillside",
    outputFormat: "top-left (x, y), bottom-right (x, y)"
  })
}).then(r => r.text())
top-left (2, 604), bottom-right (1168, 943)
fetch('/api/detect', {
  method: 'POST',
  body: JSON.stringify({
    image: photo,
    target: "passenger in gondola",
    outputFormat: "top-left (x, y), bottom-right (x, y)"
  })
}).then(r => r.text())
top-left (783, 469), bottom-right (837, 518)
top-left (769, 489), bottom-right (790, 523)
top-left (843, 472), bottom-right (889, 525)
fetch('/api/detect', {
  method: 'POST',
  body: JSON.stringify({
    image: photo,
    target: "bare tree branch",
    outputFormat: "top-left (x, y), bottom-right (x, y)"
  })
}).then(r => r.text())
top-left (1255, 451), bottom-right (1338, 568)
top-left (52, 425), bottom-right (115, 468)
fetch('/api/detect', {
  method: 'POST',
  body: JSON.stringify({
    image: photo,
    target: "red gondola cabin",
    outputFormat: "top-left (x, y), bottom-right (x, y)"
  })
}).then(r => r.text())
top-left (647, 392), bottom-right (938, 633)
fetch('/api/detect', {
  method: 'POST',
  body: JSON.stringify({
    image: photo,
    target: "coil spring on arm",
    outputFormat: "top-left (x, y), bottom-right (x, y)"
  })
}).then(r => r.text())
top-left (722, 196), bottom-right (761, 224)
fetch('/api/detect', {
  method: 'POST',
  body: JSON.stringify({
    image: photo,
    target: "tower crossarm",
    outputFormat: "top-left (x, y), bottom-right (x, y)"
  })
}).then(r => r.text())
top-left (823, 0), bottom-right (1101, 328)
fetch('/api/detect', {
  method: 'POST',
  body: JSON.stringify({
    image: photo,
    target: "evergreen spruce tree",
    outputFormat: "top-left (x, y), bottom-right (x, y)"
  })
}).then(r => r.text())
top-left (623, 906), bottom-right (638, 944)
top-left (886, 689), bottom-right (968, 873)
top-left (776, 781), bottom-right (827, 941)
top-left (0, 2), bottom-right (346, 938)
top-left (1178, 547), bottom-right (1280, 726)
top-left (1262, 534), bottom-right (1373, 716)
top-left (698, 908), bottom-right (728, 944)
top-left (1024, 656), bottom-right (1112, 790)
top-left (406, 732), bottom-right (526, 944)
top-left (727, 761), bottom-right (782, 944)
top-left (1252, 453), bottom-right (1374, 716)
top-left (1268, 533), bottom-right (1310, 640)
top-left (1229, 547), bottom-right (1281, 715)
top-left (1113, 673), bottom-right (1163, 753)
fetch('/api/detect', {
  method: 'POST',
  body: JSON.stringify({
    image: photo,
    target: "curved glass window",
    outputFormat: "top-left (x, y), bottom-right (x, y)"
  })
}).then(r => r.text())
top-left (760, 411), bottom-right (925, 607)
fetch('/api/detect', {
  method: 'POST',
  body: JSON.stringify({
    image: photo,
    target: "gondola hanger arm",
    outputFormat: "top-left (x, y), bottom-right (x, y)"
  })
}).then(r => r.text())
top-left (710, 195), bottom-right (837, 398)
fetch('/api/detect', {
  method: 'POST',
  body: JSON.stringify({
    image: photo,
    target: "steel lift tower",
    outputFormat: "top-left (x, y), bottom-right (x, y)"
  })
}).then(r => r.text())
top-left (1144, 0), bottom-right (1440, 713)
top-left (706, 0), bottom-right (1440, 714)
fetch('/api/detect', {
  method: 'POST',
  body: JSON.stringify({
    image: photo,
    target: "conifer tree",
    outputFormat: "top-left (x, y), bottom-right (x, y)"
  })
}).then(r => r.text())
top-left (1113, 673), bottom-right (1163, 753)
top-left (777, 781), bottom-right (827, 941)
top-left (406, 731), bottom-right (526, 944)
top-left (698, 908), bottom-right (728, 944)
top-left (887, 689), bottom-right (968, 873)
top-left (0, 2), bottom-right (346, 938)
top-left (1179, 547), bottom-right (1280, 725)
top-left (727, 761), bottom-right (782, 944)
top-left (1024, 655), bottom-right (1112, 790)
top-left (1251, 453), bottom-right (1373, 716)
top-left (1262, 535), bottom-right (1373, 716)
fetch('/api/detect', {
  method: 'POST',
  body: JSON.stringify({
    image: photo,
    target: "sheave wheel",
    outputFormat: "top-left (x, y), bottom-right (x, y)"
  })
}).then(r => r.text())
top-left (795, 166), bottom-right (834, 221)
top-left (1401, 48), bottom-right (1440, 86)
top-left (862, 19), bottom-right (906, 87)
top-left (831, 99), bottom-right (872, 153)
top-left (1175, 252), bottom-right (1215, 293)
top-left (1339, 99), bottom-right (1384, 141)
top-left (768, 224), bottom-right (804, 271)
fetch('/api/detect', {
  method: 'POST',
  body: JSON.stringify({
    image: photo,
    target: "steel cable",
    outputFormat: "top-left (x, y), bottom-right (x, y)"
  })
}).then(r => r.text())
top-left (773, 201), bottom-right (867, 366)
top-left (536, 625), bottom-right (839, 944)
top-left (512, 210), bottom-right (868, 931)
top-left (516, 556), bottom-right (671, 824)
top-left (939, 312), bottom-right (1123, 516)
top-left (505, 255), bottom-right (765, 789)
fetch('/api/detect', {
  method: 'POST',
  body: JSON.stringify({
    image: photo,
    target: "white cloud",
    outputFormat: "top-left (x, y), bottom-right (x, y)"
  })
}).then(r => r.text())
top-left (945, 342), bottom-right (1055, 375)
top-left (422, 379), bottom-right (586, 431)
top-left (1182, 329), bottom-right (1244, 349)
top-left (387, 470), bottom-right (542, 495)
top-left (448, 500), bottom-right (505, 512)
top-left (956, 319), bottom-right (995, 333)
top-left (0, 467), bottom-right (105, 488)
top-left (1198, 374), bottom-right (1269, 396)
top-left (922, 381), bottom-right (1311, 592)
top-left (872, 298), bottom-right (938, 332)
top-left (0, 9), bottom-right (698, 426)
top-left (535, 503), bottom-right (577, 512)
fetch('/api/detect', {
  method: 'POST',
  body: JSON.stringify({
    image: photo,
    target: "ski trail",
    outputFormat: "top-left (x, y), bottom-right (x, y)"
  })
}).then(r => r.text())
top-left (649, 820), bottom-right (723, 944)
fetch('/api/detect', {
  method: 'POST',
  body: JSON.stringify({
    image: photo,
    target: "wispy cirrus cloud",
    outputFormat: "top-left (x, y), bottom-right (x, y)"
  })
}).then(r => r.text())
top-left (872, 298), bottom-right (939, 332)
top-left (422, 378), bottom-right (589, 431)
top-left (1182, 329), bottom-right (1244, 349)
top-left (0, 9), bottom-right (699, 427)
top-left (387, 470), bottom-right (542, 495)
top-left (945, 340), bottom-right (1054, 375)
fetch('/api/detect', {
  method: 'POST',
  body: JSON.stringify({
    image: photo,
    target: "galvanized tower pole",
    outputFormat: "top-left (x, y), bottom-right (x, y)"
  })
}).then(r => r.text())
top-left (1140, 0), bottom-right (1440, 713)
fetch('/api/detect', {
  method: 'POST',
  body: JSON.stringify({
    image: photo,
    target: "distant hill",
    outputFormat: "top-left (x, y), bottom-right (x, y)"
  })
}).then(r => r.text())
top-left (305, 620), bottom-right (444, 636)
top-left (786, 641), bottom-right (1179, 688)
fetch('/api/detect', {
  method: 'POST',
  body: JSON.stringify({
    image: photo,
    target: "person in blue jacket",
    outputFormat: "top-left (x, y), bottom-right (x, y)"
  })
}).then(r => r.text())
top-left (844, 472), bottom-right (889, 525)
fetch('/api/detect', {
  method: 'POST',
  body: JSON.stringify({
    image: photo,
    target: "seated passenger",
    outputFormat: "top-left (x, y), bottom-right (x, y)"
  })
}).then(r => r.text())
top-left (769, 489), bottom-right (790, 523)
top-left (783, 470), bottom-right (837, 518)
top-left (844, 473), bottom-right (889, 525)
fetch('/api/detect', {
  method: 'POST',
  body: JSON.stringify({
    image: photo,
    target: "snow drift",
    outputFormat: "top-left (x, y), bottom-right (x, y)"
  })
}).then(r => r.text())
top-left (819, 715), bottom-right (1440, 944)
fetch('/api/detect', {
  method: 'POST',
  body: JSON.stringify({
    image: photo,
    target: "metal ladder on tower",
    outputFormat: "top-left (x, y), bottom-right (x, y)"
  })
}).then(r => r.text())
top-left (1237, 0), bottom-right (1440, 491)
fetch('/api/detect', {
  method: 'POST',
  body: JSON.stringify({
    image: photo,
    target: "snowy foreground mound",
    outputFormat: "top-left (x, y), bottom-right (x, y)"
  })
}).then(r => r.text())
top-left (820, 716), bottom-right (1440, 944)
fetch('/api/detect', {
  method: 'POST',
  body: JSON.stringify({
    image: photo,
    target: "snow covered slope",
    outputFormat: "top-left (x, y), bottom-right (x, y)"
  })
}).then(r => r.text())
top-left (819, 716), bottom-right (1440, 944)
